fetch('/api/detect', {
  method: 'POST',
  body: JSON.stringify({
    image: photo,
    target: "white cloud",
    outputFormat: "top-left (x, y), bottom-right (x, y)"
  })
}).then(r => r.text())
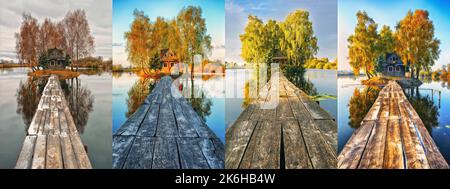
top-left (0, 0), bottom-right (112, 61)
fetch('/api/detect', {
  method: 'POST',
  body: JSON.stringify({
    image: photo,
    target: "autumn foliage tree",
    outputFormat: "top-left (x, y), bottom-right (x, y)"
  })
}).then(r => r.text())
top-left (124, 10), bottom-right (152, 74)
top-left (124, 6), bottom-right (211, 76)
top-left (15, 13), bottom-right (40, 71)
top-left (395, 10), bottom-right (440, 79)
top-left (348, 11), bottom-right (380, 78)
top-left (348, 9), bottom-right (440, 79)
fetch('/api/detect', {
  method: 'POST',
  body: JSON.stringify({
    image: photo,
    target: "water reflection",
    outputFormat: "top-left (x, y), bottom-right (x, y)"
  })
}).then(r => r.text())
top-left (125, 77), bottom-right (156, 117)
top-left (404, 87), bottom-right (439, 133)
top-left (348, 86), bottom-right (380, 129)
top-left (16, 76), bottom-right (47, 129)
top-left (15, 76), bottom-right (94, 134)
top-left (64, 78), bottom-right (94, 134)
top-left (177, 77), bottom-right (214, 122)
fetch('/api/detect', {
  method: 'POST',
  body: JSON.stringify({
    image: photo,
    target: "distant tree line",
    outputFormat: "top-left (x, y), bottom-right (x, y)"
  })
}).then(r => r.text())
top-left (15, 9), bottom-right (95, 71)
top-left (304, 57), bottom-right (337, 70)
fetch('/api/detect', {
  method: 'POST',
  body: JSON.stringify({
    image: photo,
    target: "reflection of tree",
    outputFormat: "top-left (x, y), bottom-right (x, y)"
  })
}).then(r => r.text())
top-left (187, 91), bottom-right (212, 122)
top-left (284, 67), bottom-right (318, 96)
top-left (348, 86), bottom-right (380, 129)
top-left (242, 82), bottom-right (252, 108)
top-left (16, 76), bottom-right (94, 134)
top-left (16, 76), bottom-right (47, 129)
top-left (62, 78), bottom-right (94, 134)
top-left (126, 77), bottom-right (156, 117)
top-left (404, 87), bottom-right (439, 134)
top-left (180, 77), bottom-right (213, 122)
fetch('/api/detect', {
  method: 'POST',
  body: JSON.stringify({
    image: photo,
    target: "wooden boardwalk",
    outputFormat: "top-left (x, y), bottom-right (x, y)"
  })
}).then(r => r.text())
top-left (338, 81), bottom-right (449, 169)
top-left (226, 72), bottom-right (337, 169)
top-left (15, 75), bottom-right (92, 169)
top-left (113, 76), bottom-right (224, 169)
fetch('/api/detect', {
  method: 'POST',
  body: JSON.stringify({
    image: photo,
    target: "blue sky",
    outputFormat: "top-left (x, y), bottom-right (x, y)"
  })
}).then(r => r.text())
top-left (339, 0), bottom-right (450, 71)
top-left (226, 0), bottom-right (337, 64)
top-left (113, 0), bottom-right (225, 67)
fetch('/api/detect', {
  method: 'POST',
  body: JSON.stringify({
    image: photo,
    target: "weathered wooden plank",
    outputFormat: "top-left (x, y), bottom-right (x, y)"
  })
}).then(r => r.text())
top-left (27, 110), bottom-right (42, 135)
top-left (398, 100), bottom-right (429, 169)
top-left (114, 102), bottom-right (151, 136)
top-left (112, 135), bottom-right (134, 169)
top-left (340, 81), bottom-right (448, 169)
top-left (314, 119), bottom-right (338, 153)
top-left (404, 100), bottom-right (449, 169)
top-left (123, 136), bottom-right (156, 169)
top-left (240, 121), bottom-right (281, 169)
top-left (299, 118), bottom-right (336, 169)
top-left (171, 95), bottom-right (198, 137)
top-left (383, 89), bottom-right (404, 169)
top-left (225, 120), bottom-right (257, 169)
top-left (200, 137), bottom-right (225, 169)
top-left (46, 134), bottom-right (63, 169)
top-left (60, 134), bottom-right (78, 169)
top-left (70, 133), bottom-right (92, 169)
top-left (177, 138), bottom-right (210, 169)
top-left (357, 90), bottom-right (390, 169)
top-left (155, 89), bottom-right (178, 137)
top-left (152, 137), bottom-right (180, 169)
top-left (15, 136), bottom-right (37, 169)
top-left (337, 121), bottom-right (375, 169)
top-left (282, 120), bottom-right (313, 169)
top-left (31, 135), bottom-right (47, 169)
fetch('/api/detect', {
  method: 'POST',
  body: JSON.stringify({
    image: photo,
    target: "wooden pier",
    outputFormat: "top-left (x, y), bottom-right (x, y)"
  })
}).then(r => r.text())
top-left (113, 76), bottom-right (224, 169)
top-left (226, 73), bottom-right (337, 169)
top-left (338, 81), bottom-right (449, 169)
top-left (15, 75), bottom-right (92, 169)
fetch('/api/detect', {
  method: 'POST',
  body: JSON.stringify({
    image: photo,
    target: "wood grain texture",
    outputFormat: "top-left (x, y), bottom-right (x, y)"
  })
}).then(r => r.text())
top-left (226, 73), bottom-right (337, 169)
top-left (338, 81), bottom-right (448, 169)
top-left (113, 76), bottom-right (224, 169)
top-left (15, 75), bottom-right (92, 169)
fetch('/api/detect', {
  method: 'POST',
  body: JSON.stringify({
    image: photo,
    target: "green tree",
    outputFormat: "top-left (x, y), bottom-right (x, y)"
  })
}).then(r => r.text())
top-left (177, 6), bottom-right (212, 77)
top-left (348, 11), bottom-right (380, 78)
top-left (375, 25), bottom-right (395, 74)
top-left (240, 15), bottom-right (267, 64)
top-left (280, 10), bottom-right (318, 67)
top-left (38, 52), bottom-right (49, 69)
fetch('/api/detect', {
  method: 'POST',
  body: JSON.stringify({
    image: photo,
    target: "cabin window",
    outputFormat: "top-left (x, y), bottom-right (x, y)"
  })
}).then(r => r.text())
top-left (396, 66), bottom-right (401, 72)
top-left (388, 66), bottom-right (393, 72)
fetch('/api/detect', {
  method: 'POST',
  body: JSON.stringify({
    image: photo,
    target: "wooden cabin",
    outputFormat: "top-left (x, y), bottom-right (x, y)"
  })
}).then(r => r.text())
top-left (160, 49), bottom-right (179, 71)
top-left (47, 48), bottom-right (67, 70)
top-left (381, 53), bottom-right (406, 77)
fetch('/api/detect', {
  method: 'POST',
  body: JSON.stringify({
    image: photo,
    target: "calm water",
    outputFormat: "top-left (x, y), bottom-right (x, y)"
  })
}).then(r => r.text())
top-left (112, 72), bottom-right (226, 142)
top-left (225, 69), bottom-right (337, 128)
top-left (0, 67), bottom-right (112, 169)
top-left (338, 75), bottom-right (450, 163)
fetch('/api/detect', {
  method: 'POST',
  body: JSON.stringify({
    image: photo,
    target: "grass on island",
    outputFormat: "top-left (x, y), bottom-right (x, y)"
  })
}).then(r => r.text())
top-left (361, 76), bottom-right (389, 86)
top-left (28, 70), bottom-right (80, 79)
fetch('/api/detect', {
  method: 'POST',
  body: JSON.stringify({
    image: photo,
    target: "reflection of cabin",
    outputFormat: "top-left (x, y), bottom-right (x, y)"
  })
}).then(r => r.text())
top-left (381, 53), bottom-right (405, 77)
top-left (160, 49), bottom-right (179, 71)
top-left (47, 48), bottom-right (67, 70)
